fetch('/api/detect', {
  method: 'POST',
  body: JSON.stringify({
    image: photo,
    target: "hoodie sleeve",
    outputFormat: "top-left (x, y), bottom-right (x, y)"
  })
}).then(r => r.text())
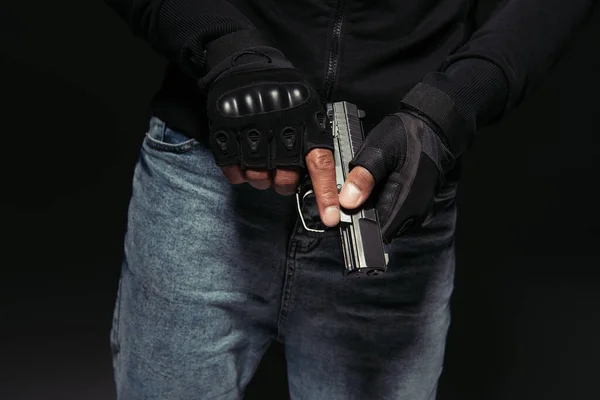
top-left (401, 0), bottom-right (596, 156)
top-left (103, 0), bottom-right (274, 77)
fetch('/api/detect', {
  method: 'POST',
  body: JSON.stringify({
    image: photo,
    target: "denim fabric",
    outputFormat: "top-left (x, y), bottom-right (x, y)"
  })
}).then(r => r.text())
top-left (110, 117), bottom-right (458, 400)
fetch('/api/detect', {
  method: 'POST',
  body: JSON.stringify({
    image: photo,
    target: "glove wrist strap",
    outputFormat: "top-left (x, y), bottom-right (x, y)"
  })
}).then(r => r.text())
top-left (400, 83), bottom-right (468, 157)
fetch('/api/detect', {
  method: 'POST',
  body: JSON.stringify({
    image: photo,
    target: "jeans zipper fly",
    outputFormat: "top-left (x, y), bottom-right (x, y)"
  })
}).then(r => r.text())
top-left (323, 0), bottom-right (345, 102)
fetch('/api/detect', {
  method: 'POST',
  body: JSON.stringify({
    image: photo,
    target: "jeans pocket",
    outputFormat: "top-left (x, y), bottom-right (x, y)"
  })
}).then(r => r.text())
top-left (143, 117), bottom-right (200, 154)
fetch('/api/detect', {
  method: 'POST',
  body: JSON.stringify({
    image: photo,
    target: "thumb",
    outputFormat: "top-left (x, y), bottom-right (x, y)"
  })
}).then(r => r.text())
top-left (340, 115), bottom-right (406, 209)
top-left (339, 166), bottom-right (375, 209)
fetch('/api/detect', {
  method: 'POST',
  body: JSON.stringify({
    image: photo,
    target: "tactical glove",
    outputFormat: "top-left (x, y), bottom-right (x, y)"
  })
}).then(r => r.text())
top-left (346, 59), bottom-right (508, 243)
top-left (200, 31), bottom-right (331, 171)
top-left (349, 111), bottom-right (455, 243)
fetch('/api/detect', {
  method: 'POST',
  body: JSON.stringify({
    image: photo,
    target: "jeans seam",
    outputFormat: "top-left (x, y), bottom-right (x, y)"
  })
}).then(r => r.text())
top-left (144, 117), bottom-right (201, 154)
top-left (144, 134), bottom-right (201, 153)
top-left (111, 267), bottom-right (124, 355)
top-left (276, 241), bottom-right (298, 341)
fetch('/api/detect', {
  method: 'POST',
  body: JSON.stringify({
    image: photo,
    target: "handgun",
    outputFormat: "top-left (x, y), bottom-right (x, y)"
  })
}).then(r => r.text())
top-left (296, 101), bottom-right (389, 278)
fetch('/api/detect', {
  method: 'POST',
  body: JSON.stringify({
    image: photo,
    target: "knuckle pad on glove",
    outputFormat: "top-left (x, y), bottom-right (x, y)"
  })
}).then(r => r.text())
top-left (304, 110), bottom-right (332, 153)
top-left (239, 128), bottom-right (271, 169)
top-left (217, 82), bottom-right (310, 116)
top-left (209, 130), bottom-right (240, 166)
top-left (207, 68), bottom-right (332, 171)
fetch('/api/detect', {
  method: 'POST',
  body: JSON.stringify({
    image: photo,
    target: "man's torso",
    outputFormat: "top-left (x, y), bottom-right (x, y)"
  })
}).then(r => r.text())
top-left (152, 0), bottom-right (476, 137)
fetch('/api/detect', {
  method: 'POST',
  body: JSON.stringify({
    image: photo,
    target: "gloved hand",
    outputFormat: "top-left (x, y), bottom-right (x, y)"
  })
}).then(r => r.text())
top-left (339, 111), bottom-right (456, 244)
top-left (200, 31), bottom-right (341, 226)
top-left (339, 58), bottom-right (509, 243)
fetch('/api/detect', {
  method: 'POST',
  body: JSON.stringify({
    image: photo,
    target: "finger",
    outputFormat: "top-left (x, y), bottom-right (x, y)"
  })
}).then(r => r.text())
top-left (272, 168), bottom-right (300, 196)
top-left (221, 165), bottom-right (246, 184)
top-left (245, 169), bottom-right (272, 190)
top-left (339, 166), bottom-right (375, 209)
top-left (305, 148), bottom-right (339, 227)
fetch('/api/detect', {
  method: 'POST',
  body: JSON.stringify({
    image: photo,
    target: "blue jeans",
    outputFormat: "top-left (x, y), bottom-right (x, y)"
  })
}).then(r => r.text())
top-left (110, 117), bottom-right (458, 400)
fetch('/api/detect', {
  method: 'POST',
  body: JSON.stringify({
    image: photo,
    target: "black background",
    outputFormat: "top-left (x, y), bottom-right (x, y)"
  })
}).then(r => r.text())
top-left (1, 1), bottom-right (599, 399)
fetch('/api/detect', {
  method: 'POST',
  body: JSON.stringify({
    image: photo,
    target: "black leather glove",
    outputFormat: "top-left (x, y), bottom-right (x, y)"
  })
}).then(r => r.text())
top-left (200, 31), bottom-right (331, 171)
top-left (349, 111), bottom-right (456, 243)
top-left (347, 59), bottom-right (509, 243)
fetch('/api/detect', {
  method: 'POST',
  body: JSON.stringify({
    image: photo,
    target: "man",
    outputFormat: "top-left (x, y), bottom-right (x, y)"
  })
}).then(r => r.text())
top-left (104, 0), bottom-right (594, 398)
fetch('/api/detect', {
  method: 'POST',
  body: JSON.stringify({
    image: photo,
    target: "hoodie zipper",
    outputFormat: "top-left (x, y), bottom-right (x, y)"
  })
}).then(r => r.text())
top-left (323, 0), bottom-right (345, 102)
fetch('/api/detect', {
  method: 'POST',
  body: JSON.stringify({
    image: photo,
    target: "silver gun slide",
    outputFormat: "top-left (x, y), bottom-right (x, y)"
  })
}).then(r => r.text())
top-left (296, 101), bottom-right (389, 278)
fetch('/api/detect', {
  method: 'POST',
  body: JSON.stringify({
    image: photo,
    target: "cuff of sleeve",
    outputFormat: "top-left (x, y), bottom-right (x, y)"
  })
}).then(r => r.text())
top-left (401, 58), bottom-right (508, 156)
top-left (199, 31), bottom-right (292, 90)
top-left (205, 30), bottom-right (278, 71)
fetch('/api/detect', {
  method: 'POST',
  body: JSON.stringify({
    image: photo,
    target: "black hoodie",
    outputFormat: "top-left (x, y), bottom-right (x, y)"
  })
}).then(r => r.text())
top-left (104, 0), bottom-right (594, 138)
